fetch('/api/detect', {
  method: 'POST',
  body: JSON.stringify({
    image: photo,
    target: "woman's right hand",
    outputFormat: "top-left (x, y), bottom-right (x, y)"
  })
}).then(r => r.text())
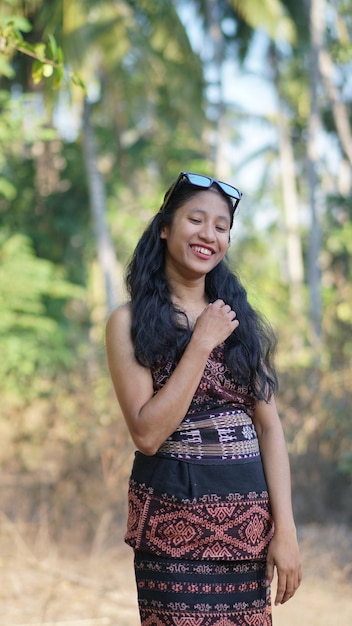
top-left (192, 299), bottom-right (239, 352)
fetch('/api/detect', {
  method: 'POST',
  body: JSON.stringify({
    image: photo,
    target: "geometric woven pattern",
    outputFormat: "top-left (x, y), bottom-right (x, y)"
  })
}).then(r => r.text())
top-left (135, 553), bottom-right (272, 625)
top-left (126, 481), bottom-right (274, 561)
top-left (157, 411), bottom-right (260, 461)
top-left (151, 344), bottom-right (257, 419)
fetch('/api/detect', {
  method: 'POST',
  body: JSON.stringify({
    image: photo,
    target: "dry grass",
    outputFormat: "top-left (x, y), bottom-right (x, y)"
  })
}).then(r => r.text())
top-left (1, 514), bottom-right (352, 626)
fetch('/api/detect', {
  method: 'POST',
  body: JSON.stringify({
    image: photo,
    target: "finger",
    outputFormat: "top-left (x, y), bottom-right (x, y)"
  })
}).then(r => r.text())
top-left (220, 303), bottom-right (236, 317)
top-left (212, 299), bottom-right (225, 307)
top-left (231, 316), bottom-right (239, 329)
top-left (276, 569), bottom-right (301, 605)
top-left (265, 559), bottom-right (274, 585)
top-left (285, 567), bottom-right (302, 602)
top-left (282, 574), bottom-right (295, 604)
top-left (274, 572), bottom-right (287, 606)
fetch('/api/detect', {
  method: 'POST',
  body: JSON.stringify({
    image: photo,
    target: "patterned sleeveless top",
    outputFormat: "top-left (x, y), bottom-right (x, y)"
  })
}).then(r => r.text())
top-left (151, 344), bottom-right (258, 461)
top-left (150, 343), bottom-right (256, 417)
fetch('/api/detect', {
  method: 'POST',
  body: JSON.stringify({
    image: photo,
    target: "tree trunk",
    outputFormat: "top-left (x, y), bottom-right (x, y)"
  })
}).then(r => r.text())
top-left (205, 0), bottom-right (230, 180)
top-left (278, 100), bottom-right (305, 311)
top-left (82, 99), bottom-right (121, 313)
top-left (269, 44), bottom-right (305, 350)
top-left (307, 0), bottom-right (323, 342)
top-left (318, 45), bottom-right (352, 168)
top-left (270, 46), bottom-right (304, 323)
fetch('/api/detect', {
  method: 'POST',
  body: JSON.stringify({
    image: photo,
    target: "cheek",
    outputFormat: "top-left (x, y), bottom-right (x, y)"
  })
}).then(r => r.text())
top-left (222, 237), bottom-right (230, 252)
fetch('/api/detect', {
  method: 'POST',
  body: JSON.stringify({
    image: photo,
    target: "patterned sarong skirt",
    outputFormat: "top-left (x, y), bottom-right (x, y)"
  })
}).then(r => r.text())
top-left (125, 410), bottom-right (274, 625)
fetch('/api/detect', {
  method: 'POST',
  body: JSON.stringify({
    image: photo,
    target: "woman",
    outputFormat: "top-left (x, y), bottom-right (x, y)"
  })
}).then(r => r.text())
top-left (106, 172), bottom-right (301, 625)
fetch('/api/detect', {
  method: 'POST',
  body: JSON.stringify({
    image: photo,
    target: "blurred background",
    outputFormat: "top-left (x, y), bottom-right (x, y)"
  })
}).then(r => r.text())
top-left (0, 0), bottom-right (351, 624)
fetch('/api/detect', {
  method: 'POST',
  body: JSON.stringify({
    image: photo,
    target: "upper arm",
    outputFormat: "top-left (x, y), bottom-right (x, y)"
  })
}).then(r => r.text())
top-left (105, 304), bottom-right (154, 429)
top-left (252, 396), bottom-right (281, 437)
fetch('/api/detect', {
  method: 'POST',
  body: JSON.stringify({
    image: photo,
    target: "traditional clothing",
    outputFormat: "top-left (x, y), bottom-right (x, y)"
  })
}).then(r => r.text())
top-left (125, 345), bottom-right (274, 625)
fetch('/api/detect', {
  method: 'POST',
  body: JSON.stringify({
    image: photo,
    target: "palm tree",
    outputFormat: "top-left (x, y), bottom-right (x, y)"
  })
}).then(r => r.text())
top-left (306, 0), bottom-right (324, 341)
top-left (191, 0), bottom-right (307, 336)
top-left (10, 0), bottom-right (206, 310)
top-left (317, 0), bottom-right (352, 169)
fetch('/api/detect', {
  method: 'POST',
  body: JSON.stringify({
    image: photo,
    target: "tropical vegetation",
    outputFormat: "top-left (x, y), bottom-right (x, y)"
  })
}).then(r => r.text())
top-left (0, 0), bottom-right (351, 542)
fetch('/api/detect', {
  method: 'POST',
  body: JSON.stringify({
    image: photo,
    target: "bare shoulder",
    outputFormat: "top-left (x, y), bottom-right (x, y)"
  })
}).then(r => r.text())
top-left (106, 302), bottom-right (145, 373)
top-left (106, 302), bottom-right (131, 331)
top-left (106, 303), bottom-right (132, 347)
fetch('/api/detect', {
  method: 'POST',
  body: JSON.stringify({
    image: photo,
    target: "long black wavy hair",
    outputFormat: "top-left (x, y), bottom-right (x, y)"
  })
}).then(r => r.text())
top-left (126, 176), bottom-right (278, 402)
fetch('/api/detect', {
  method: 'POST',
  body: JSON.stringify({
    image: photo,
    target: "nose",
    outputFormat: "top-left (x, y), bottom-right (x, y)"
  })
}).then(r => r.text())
top-left (199, 221), bottom-right (216, 241)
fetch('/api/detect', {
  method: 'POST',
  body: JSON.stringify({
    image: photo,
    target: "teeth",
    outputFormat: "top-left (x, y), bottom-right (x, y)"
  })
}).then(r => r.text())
top-left (192, 246), bottom-right (212, 256)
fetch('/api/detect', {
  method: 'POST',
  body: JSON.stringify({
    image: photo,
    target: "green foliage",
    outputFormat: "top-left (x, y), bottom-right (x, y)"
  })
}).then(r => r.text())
top-left (230, 0), bottom-right (297, 43)
top-left (0, 13), bottom-right (84, 89)
top-left (0, 232), bottom-right (85, 399)
top-left (0, 0), bottom-right (350, 527)
top-left (0, 14), bottom-right (32, 77)
top-left (0, 89), bottom-right (57, 210)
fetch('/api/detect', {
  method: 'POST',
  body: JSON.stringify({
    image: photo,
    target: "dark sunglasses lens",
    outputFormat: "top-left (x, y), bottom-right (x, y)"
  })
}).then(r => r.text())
top-left (218, 182), bottom-right (242, 200)
top-left (183, 172), bottom-right (242, 204)
top-left (186, 173), bottom-right (211, 188)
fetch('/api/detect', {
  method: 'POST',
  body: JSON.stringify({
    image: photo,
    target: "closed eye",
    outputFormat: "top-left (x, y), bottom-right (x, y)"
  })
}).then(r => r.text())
top-left (216, 225), bottom-right (229, 232)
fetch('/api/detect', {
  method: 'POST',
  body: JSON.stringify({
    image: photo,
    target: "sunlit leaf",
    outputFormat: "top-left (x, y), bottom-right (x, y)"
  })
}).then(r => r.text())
top-left (42, 63), bottom-right (54, 77)
top-left (33, 42), bottom-right (46, 59)
top-left (52, 65), bottom-right (64, 88)
top-left (32, 58), bottom-right (44, 83)
top-left (0, 177), bottom-right (16, 200)
top-left (48, 33), bottom-right (58, 60)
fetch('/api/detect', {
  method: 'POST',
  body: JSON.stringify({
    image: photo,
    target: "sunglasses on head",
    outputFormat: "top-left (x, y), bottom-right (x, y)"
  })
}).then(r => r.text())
top-left (161, 171), bottom-right (243, 213)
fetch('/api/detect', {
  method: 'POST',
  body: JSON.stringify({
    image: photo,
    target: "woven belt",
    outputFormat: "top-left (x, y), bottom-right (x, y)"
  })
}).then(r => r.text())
top-left (158, 411), bottom-right (260, 460)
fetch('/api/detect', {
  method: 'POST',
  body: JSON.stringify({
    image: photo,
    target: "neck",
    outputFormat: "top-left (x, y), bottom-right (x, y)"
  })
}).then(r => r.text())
top-left (167, 277), bottom-right (208, 328)
top-left (168, 277), bottom-right (207, 306)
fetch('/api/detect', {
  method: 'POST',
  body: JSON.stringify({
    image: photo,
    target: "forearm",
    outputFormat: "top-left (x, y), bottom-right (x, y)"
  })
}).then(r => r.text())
top-left (132, 336), bottom-right (211, 454)
top-left (258, 416), bottom-right (302, 604)
top-left (254, 403), bottom-right (296, 531)
top-left (260, 428), bottom-right (296, 530)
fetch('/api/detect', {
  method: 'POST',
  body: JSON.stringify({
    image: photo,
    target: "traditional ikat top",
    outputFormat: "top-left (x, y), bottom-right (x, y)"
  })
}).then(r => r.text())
top-left (151, 344), bottom-right (258, 461)
top-left (151, 343), bottom-right (256, 417)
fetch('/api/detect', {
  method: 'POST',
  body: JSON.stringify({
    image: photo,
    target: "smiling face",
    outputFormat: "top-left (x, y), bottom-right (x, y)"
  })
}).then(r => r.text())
top-left (160, 188), bottom-right (231, 282)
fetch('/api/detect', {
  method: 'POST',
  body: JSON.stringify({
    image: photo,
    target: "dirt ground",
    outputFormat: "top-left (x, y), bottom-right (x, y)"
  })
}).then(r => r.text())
top-left (1, 518), bottom-right (352, 626)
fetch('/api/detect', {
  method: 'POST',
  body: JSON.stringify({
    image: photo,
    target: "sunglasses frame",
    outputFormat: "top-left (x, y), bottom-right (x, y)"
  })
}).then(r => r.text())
top-left (161, 171), bottom-right (243, 213)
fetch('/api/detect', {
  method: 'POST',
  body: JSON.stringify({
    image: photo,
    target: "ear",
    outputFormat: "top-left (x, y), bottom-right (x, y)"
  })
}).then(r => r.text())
top-left (160, 224), bottom-right (168, 240)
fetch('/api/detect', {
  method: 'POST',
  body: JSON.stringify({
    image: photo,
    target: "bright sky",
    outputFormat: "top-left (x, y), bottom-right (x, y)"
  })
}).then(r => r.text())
top-left (178, 3), bottom-right (278, 199)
